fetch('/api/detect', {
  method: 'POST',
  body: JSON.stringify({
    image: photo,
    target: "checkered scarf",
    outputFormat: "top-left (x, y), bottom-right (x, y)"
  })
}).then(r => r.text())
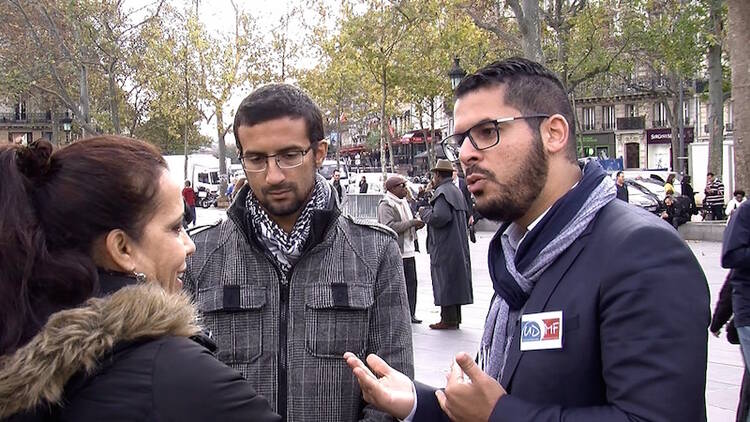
top-left (246, 174), bottom-right (331, 278)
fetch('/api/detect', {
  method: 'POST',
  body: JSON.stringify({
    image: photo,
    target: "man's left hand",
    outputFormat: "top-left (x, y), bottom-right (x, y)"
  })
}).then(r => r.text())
top-left (436, 352), bottom-right (506, 422)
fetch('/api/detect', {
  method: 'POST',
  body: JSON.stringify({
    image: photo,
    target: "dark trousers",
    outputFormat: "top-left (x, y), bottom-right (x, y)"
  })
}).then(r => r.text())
top-left (403, 257), bottom-right (418, 317)
top-left (187, 205), bottom-right (197, 226)
top-left (441, 305), bottom-right (462, 324)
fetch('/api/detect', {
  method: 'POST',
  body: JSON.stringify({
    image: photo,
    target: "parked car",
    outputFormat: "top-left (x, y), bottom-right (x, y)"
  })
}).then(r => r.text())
top-left (624, 179), bottom-right (663, 215)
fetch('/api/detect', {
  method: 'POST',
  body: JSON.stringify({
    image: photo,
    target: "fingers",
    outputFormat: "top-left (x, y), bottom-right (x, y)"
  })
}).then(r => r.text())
top-left (446, 360), bottom-right (465, 386)
top-left (344, 353), bottom-right (376, 379)
top-left (435, 390), bottom-right (456, 421)
top-left (365, 353), bottom-right (393, 378)
top-left (455, 352), bottom-right (483, 382)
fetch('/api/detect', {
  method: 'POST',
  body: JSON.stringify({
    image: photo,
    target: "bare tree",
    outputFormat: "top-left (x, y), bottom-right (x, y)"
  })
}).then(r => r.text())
top-left (727, 0), bottom-right (750, 190)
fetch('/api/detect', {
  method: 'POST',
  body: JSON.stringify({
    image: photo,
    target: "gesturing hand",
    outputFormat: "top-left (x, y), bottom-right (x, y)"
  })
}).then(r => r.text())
top-left (436, 352), bottom-right (506, 422)
top-left (344, 352), bottom-right (416, 420)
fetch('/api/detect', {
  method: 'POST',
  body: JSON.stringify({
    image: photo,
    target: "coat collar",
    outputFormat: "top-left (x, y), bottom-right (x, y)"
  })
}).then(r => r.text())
top-left (499, 219), bottom-right (596, 388)
top-left (227, 182), bottom-right (341, 255)
top-left (0, 283), bottom-right (201, 419)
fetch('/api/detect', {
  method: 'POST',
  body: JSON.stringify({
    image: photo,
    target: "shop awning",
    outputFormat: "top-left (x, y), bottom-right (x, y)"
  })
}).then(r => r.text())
top-left (339, 144), bottom-right (368, 154)
top-left (395, 129), bottom-right (442, 145)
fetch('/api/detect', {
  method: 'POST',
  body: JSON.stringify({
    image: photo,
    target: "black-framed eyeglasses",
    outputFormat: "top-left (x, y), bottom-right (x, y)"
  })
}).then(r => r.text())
top-left (440, 114), bottom-right (549, 161)
top-left (239, 147), bottom-right (312, 172)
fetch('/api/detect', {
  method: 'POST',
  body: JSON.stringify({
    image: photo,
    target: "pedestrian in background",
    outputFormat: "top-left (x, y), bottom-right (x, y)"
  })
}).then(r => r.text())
top-left (615, 170), bottom-right (629, 202)
top-left (0, 138), bottom-right (279, 422)
top-left (664, 173), bottom-right (676, 195)
top-left (359, 175), bottom-right (369, 193)
top-left (723, 200), bottom-right (750, 422)
top-left (419, 159), bottom-right (473, 330)
top-left (710, 272), bottom-right (750, 422)
top-left (331, 169), bottom-right (343, 201)
top-left (182, 180), bottom-right (197, 226)
top-left (378, 175), bottom-right (425, 324)
top-left (706, 172), bottom-right (726, 220)
top-left (727, 190), bottom-right (747, 220)
top-left (682, 175), bottom-right (697, 215)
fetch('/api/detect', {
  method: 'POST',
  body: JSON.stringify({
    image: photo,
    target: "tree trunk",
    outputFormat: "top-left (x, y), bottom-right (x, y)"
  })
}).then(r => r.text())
top-left (707, 0), bottom-right (724, 177)
top-left (216, 106), bottom-right (229, 205)
top-left (727, 0), bottom-right (749, 192)
top-left (429, 98), bottom-right (436, 170)
top-left (183, 41), bottom-right (190, 181)
top-left (79, 64), bottom-right (92, 136)
top-left (380, 65), bottom-right (388, 178)
top-left (108, 65), bottom-right (121, 134)
top-left (511, 0), bottom-right (544, 63)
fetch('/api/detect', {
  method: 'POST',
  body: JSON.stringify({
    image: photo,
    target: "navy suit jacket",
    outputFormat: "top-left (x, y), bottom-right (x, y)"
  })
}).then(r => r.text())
top-left (414, 199), bottom-right (710, 422)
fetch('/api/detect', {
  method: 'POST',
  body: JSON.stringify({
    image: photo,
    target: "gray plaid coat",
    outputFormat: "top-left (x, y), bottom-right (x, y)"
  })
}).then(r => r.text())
top-left (184, 186), bottom-right (414, 422)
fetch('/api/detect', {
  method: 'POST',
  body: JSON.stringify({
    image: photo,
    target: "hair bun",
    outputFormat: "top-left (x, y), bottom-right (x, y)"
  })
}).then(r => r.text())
top-left (17, 140), bottom-right (53, 179)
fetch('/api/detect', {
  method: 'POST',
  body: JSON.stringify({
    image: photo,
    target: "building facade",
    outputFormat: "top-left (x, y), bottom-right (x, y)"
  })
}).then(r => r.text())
top-left (0, 97), bottom-right (70, 145)
top-left (573, 82), bottom-right (733, 173)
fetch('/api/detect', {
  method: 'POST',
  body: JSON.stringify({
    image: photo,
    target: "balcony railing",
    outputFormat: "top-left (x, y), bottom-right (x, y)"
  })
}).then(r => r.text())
top-left (602, 121), bottom-right (616, 130)
top-left (617, 116), bottom-right (645, 130)
top-left (726, 123), bottom-right (734, 132)
top-left (582, 123), bottom-right (597, 132)
top-left (0, 112), bottom-right (54, 124)
top-left (652, 120), bottom-right (667, 128)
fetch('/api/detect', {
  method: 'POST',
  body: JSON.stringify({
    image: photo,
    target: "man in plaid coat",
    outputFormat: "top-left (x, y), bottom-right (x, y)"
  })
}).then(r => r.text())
top-left (184, 84), bottom-right (413, 422)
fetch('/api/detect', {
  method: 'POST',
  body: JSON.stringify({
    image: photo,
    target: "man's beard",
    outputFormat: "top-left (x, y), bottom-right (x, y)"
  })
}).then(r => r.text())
top-left (469, 134), bottom-right (548, 223)
top-left (256, 172), bottom-right (316, 217)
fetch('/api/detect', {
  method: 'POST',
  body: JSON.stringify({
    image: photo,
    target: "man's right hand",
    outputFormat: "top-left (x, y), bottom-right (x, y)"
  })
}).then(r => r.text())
top-left (344, 352), bottom-right (415, 419)
top-left (413, 220), bottom-right (425, 230)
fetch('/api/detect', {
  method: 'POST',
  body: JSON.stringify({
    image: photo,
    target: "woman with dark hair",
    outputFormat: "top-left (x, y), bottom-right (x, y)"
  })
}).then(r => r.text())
top-left (0, 137), bottom-right (279, 421)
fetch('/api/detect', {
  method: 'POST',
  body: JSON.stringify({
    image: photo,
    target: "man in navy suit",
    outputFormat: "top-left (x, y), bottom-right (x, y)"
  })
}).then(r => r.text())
top-left (345, 57), bottom-right (709, 422)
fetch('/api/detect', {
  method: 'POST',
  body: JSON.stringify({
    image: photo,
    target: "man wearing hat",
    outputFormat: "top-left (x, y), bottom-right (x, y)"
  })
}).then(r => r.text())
top-left (378, 175), bottom-right (426, 324)
top-left (418, 159), bottom-right (474, 329)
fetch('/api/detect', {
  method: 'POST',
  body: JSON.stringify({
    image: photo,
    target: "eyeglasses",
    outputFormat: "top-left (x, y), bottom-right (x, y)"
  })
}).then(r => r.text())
top-left (440, 114), bottom-right (549, 161)
top-left (240, 147), bottom-right (312, 172)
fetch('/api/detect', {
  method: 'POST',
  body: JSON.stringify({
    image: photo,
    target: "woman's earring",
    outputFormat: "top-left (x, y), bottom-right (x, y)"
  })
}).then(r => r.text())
top-left (134, 272), bottom-right (147, 283)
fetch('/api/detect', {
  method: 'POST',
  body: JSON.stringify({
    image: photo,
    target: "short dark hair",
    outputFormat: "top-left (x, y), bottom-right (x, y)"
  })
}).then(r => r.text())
top-left (233, 84), bottom-right (324, 154)
top-left (455, 57), bottom-right (576, 162)
top-left (616, 171), bottom-right (624, 177)
top-left (734, 190), bottom-right (745, 197)
top-left (707, 172), bottom-right (715, 177)
top-left (0, 136), bottom-right (167, 355)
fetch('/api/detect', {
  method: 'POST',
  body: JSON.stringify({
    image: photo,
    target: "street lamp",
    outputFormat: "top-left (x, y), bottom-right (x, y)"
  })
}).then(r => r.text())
top-left (448, 57), bottom-right (466, 91)
top-left (60, 115), bottom-right (72, 144)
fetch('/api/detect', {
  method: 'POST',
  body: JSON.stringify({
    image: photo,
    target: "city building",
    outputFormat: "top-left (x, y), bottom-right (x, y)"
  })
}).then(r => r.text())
top-left (0, 96), bottom-right (71, 145)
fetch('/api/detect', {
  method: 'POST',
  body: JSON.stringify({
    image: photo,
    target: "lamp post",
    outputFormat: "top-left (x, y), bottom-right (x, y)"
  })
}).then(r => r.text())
top-left (60, 115), bottom-right (73, 144)
top-left (448, 57), bottom-right (466, 91)
top-left (443, 57), bottom-right (466, 166)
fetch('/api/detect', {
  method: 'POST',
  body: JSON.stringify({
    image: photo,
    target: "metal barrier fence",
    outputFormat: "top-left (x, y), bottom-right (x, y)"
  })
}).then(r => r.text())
top-left (341, 193), bottom-right (384, 222)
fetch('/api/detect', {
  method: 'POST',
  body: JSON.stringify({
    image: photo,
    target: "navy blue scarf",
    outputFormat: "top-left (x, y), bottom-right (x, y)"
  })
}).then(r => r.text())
top-left (488, 162), bottom-right (608, 310)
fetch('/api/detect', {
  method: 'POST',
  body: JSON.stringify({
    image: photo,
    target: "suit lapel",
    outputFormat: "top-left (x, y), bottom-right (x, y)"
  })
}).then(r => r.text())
top-left (499, 229), bottom-right (592, 388)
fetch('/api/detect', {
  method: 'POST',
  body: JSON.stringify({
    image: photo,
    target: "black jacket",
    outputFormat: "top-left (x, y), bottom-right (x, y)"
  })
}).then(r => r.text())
top-left (0, 273), bottom-right (280, 422)
top-left (723, 201), bottom-right (750, 327)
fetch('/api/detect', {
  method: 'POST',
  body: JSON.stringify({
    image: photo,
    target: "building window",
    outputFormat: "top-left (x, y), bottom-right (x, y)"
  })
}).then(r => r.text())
top-left (625, 104), bottom-right (636, 118)
top-left (652, 102), bottom-right (668, 127)
top-left (582, 107), bottom-right (596, 131)
top-left (602, 105), bottom-right (615, 130)
top-left (683, 100), bottom-right (691, 126)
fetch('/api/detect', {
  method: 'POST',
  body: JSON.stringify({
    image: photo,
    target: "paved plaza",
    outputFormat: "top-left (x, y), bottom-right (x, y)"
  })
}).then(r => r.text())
top-left (194, 207), bottom-right (743, 421)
